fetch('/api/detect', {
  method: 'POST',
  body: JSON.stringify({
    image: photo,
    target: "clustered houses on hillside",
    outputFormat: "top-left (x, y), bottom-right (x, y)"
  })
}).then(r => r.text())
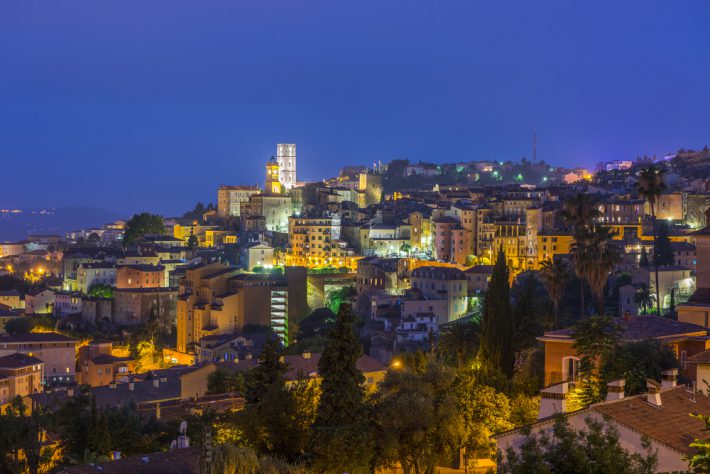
top-left (3, 146), bottom-right (710, 471)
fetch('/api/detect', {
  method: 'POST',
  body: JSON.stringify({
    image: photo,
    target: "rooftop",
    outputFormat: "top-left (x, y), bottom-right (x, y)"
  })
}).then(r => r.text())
top-left (59, 447), bottom-right (200, 474)
top-left (0, 332), bottom-right (76, 343)
top-left (540, 316), bottom-right (707, 342)
top-left (0, 352), bottom-right (44, 369)
top-left (594, 386), bottom-right (710, 455)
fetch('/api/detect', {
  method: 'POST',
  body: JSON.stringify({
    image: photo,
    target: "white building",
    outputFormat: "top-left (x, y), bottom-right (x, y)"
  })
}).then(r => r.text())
top-left (277, 143), bottom-right (297, 190)
top-left (77, 263), bottom-right (117, 294)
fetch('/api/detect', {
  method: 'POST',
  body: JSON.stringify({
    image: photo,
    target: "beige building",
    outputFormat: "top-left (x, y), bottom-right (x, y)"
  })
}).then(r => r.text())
top-left (217, 185), bottom-right (261, 217)
top-left (410, 266), bottom-right (468, 323)
top-left (0, 290), bottom-right (22, 310)
top-left (243, 242), bottom-right (274, 271)
top-left (0, 353), bottom-right (44, 404)
top-left (78, 340), bottom-right (134, 387)
top-left (24, 288), bottom-right (55, 314)
top-left (0, 332), bottom-right (76, 384)
top-left (176, 262), bottom-right (241, 353)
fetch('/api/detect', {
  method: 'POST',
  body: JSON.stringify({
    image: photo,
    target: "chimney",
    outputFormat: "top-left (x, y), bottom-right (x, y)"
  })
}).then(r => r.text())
top-left (538, 382), bottom-right (569, 419)
top-left (302, 351), bottom-right (311, 360)
top-left (129, 381), bottom-right (135, 391)
top-left (605, 379), bottom-right (625, 402)
top-left (661, 368), bottom-right (678, 389)
top-left (646, 379), bottom-right (662, 406)
top-left (153, 379), bottom-right (160, 388)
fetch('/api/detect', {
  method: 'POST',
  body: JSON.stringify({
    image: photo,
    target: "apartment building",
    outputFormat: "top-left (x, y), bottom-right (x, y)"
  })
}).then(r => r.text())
top-left (0, 353), bottom-right (44, 404)
top-left (0, 332), bottom-right (76, 384)
top-left (410, 266), bottom-right (468, 323)
top-left (286, 214), bottom-right (360, 270)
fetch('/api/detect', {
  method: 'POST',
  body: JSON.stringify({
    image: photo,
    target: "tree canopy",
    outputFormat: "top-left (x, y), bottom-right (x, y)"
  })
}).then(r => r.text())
top-left (122, 212), bottom-right (165, 247)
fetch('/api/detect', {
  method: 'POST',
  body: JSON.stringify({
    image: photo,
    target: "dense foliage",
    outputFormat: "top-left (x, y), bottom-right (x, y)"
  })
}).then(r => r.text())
top-left (479, 247), bottom-right (514, 378)
top-left (122, 212), bottom-right (165, 247)
top-left (501, 415), bottom-right (658, 473)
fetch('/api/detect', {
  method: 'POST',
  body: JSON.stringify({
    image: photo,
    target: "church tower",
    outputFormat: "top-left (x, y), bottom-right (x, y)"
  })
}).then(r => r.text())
top-left (265, 157), bottom-right (282, 195)
top-left (276, 143), bottom-right (296, 190)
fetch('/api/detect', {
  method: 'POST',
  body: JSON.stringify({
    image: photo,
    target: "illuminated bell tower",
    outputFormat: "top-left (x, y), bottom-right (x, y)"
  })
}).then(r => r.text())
top-left (265, 157), bottom-right (282, 195)
top-left (276, 143), bottom-right (296, 190)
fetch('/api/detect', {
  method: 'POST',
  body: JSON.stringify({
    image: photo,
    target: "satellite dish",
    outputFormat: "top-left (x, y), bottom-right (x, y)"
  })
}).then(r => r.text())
top-left (179, 421), bottom-right (187, 435)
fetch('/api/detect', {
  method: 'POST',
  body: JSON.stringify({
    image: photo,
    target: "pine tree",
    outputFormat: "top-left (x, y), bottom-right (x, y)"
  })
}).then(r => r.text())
top-left (639, 247), bottom-right (649, 267)
top-left (310, 303), bottom-right (373, 473)
top-left (245, 337), bottom-right (287, 404)
top-left (479, 247), bottom-right (514, 378)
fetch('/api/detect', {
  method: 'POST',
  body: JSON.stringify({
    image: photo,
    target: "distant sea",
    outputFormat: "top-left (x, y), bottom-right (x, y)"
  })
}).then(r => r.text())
top-left (0, 206), bottom-right (125, 242)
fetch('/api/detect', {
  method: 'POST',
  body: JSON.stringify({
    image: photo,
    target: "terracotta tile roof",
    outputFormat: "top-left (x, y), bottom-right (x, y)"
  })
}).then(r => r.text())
top-left (594, 386), bottom-right (710, 455)
top-left (58, 447), bottom-right (200, 473)
top-left (688, 349), bottom-right (710, 364)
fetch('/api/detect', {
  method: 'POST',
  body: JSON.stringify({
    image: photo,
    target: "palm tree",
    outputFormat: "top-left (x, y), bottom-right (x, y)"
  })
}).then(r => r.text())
top-left (571, 226), bottom-right (621, 317)
top-left (561, 193), bottom-right (601, 317)
top-left (538, 258), bottom-right (571, 328)
top-left (560, 193), bottom-right (600, 235)
top-left (635, 165), bottom-right (667, 316)
top-left (438, 320), bottom-right (479, 370)
top-left (633, 283), bottom-right (655, 315)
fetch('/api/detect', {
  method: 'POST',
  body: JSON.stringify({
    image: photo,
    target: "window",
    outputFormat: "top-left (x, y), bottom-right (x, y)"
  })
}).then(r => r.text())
top-left (562, 357), bottom-right (580, 381)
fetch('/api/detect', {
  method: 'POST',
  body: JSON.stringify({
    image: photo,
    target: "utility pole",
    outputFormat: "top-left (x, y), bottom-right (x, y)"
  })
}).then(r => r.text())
top-left (532, 132), bottom-right (537, 163)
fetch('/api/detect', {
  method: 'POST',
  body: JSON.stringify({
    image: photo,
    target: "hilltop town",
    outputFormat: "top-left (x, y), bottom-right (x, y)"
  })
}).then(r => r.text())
top-left (2, 144), bottom-right (710, 472)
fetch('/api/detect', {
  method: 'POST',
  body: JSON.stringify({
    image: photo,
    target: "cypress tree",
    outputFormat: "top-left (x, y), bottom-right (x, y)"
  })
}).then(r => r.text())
top-left (639, 247), bottom-right (649, 267)
top-left (512, 273), bottom-right (543, 353)
top-left (669, 289), bottom-right (676, 317)
top-left (479, 246), bottom-right (514, 378)
top-left (310, 303), bottom-right (373, 473)
top-left (654, 221), bottom-right (674, 267)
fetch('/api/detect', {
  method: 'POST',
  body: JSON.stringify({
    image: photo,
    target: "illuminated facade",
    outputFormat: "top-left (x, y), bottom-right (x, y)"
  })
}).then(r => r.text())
top-left (285, 214), bottom-right (361, 271)
top-left (276, 143), bottom-right (297, 190)
top-left (266, 157), bottom-right (282, 195)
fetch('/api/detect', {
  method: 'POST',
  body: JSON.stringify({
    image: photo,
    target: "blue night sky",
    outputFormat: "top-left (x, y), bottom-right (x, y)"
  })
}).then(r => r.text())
top-left (1, 1), bottom-right (709, 216)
